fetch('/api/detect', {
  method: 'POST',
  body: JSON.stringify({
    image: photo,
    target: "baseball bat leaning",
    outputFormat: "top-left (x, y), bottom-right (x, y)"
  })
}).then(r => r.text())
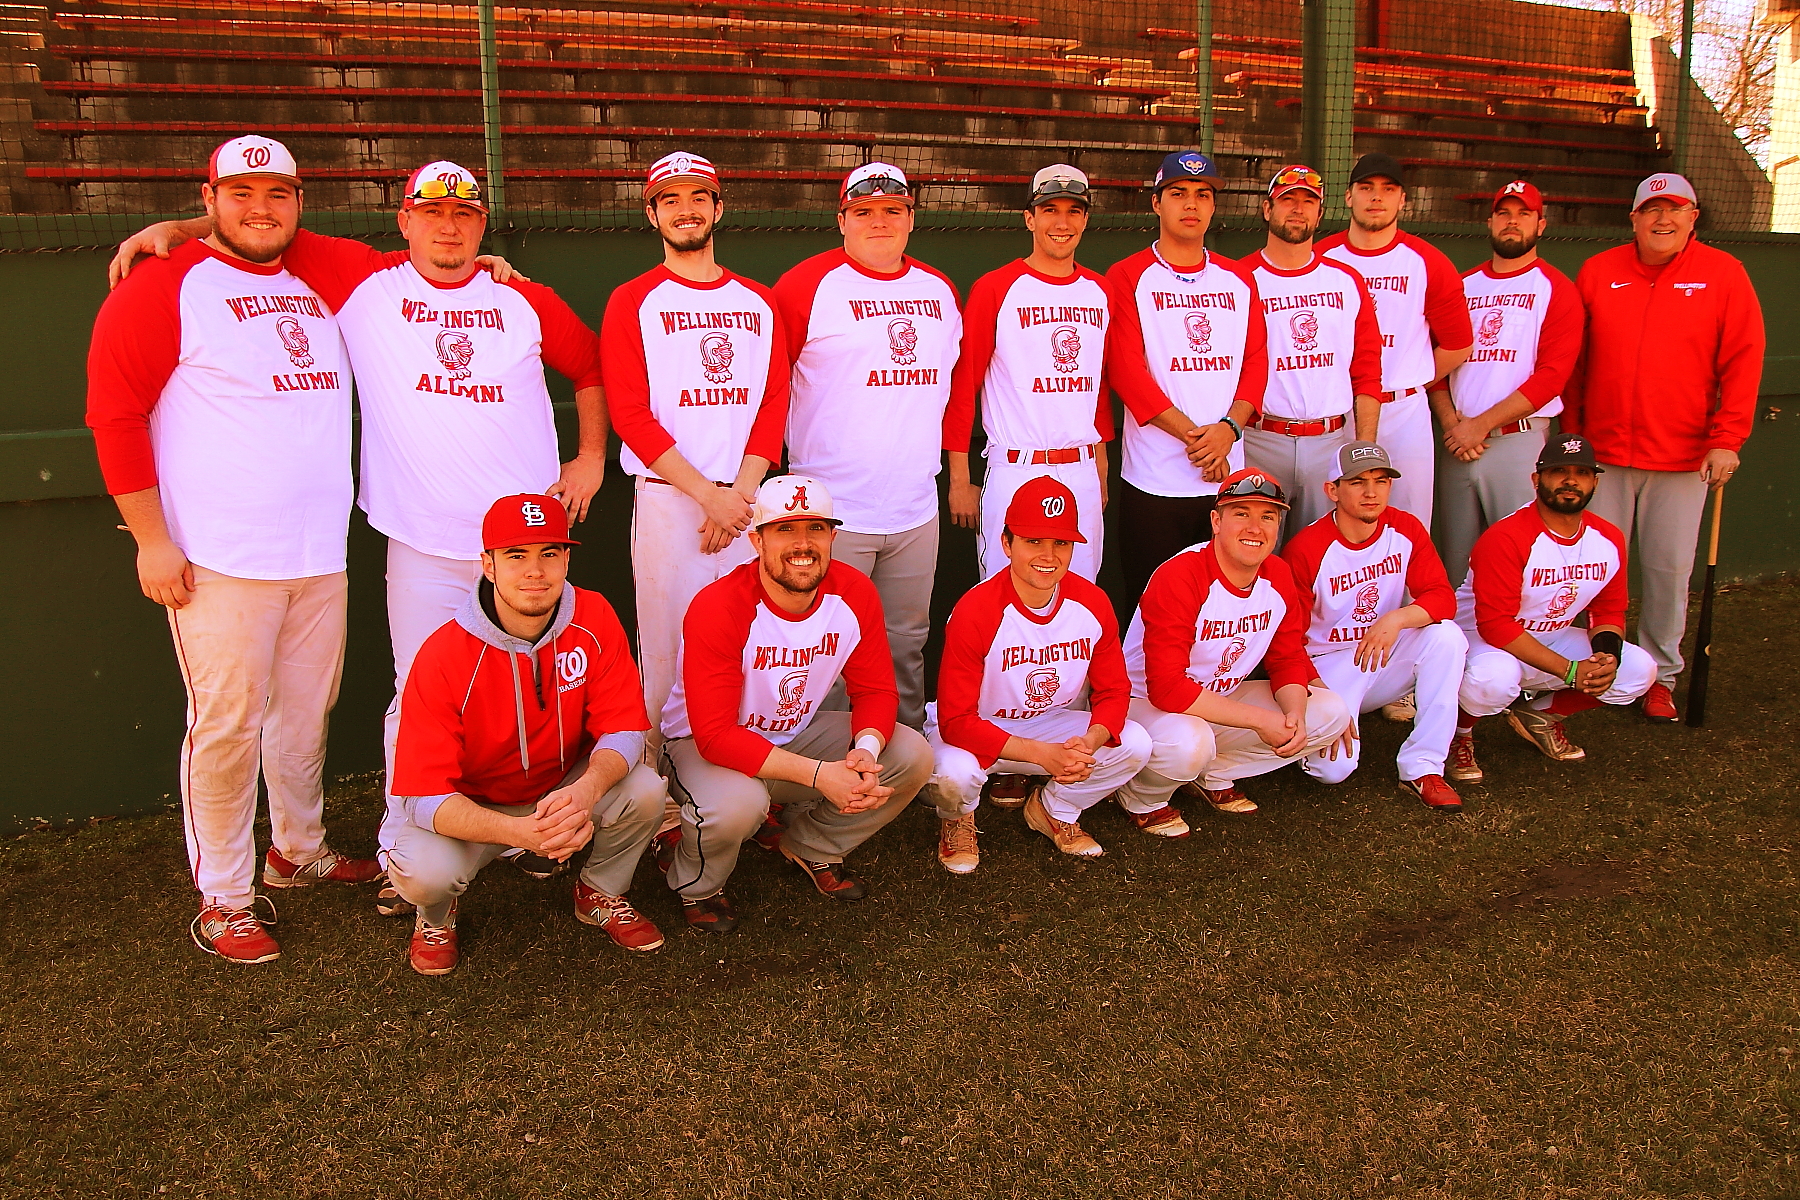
top-left (1683, 484), bottom-right (1724, 728)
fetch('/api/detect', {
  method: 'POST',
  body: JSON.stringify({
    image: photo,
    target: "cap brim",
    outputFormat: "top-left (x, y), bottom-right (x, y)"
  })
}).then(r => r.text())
top-left (211, 171), bottom-right (301, 186)
top-left (647, 174), bottom-right (721, 198)
top-left (1269, 184), bottom-right (1322, 201)
top-left (839, 193), bottom-right (916, 211)
top-left (755, 514), bottom-right (842, 528)
top-left (403, 196), bottom-right (487, 211)
top-left (1028, 192), bottom-right (1090, 208)
top-left (483, 536), bottom-right (581, 551)
top-left (1634, 196), bottom-right (1693, 211)
top-left (1005, 523), bottom-right (1087, 543)
top-left (1216, 493), bottom-right (1290, 510)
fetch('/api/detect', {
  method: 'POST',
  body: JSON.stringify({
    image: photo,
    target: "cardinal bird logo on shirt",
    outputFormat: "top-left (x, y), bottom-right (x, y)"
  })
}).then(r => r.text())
top-left (1050, 325), bottom-right (1082, 373)
top-left (1352, 582), bottom-right (1381, 624)
top-left (775, 670), bottom-right (809, 719)
top-left (1290, 310), bottom-right (1319, 352)
top-left (887, 317), bottom-right (918, 365)
top-left (699, 331), bottom-right (735, 383)
top-left (1214, 636), bottom-right (1247, 679)
top-left (1478, 308), bottom-right (1505, 347)
top-left (275, 315), bottom-right (314, 368)
top-left (1545, 581), bottom-right (1579, 622)
top-left (1023, 667), bottom-right (1061, 712)
top-left (1184, 311), bottom-right (1214, 353)
top-left (436, 329), bottom-right (475, 381)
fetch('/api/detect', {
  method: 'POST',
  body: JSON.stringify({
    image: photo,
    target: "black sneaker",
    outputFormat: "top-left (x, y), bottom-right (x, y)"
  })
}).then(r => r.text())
top-left (510, 850), bottom-right (570, 880)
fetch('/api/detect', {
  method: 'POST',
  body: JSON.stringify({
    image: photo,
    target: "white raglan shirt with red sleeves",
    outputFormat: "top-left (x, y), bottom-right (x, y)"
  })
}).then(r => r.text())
top-left (943, 260), bottom-right (1112, 454)
top-left (1107, 247), bottom-right (1265, 497)
top-left (1320, 231), bottom-right (1472, 393)
top-left (1124, 544), bottom-right (1313, 701)
top-left (775, 250), bottom-right (962, 535)
top-left (1245, 252), bottom-right (1382, 420)
top-left (1457, 506), bottom-right (1629, 646)
top-left (1281, 509), bottom-right (1458, 659)
top-left (1449, 259), bottom-right (1583, 421)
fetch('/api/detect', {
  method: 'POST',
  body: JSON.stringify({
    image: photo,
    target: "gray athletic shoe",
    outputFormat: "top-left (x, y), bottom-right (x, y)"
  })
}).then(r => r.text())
top-left (1504, 703), bottom-right (1586, 762)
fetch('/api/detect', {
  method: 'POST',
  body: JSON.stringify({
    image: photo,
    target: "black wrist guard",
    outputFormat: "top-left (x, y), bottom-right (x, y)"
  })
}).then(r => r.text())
top-left (1590, 631), bottom-right (1623, 659)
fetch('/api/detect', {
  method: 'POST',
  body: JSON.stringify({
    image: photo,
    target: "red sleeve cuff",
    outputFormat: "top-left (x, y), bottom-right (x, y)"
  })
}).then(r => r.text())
top-left (697, 728), bottom-right (776, 778)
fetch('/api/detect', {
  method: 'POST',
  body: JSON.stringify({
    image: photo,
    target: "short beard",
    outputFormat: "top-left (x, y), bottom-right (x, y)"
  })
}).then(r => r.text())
top-left (1351, 208), bottom-right (1399, 234)
top-left (660, 222), bottom-right (714, 253)
top-left (427, 249), bottom-right (471, 273)
top-left (1536, 481), bottom-right (1592, 514)
top-left (1491, 229), bottom-right (1539, 260)
top-left (767, 557), bottom-right (826, 594)
top-left (500, 590), bottom-right (558, 619)
top-left (1267, 218), bottom-right (1317, 246)
top-left (213, 220), bottom-right (296, 265)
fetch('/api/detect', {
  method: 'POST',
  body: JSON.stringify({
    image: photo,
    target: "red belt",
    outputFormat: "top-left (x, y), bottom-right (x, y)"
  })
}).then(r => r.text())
top-left (645, 477), bottom-right (733, 488)
top-left (1249, 413), bottom-right (1347, 437)
top-left (1490, 418), bottom-right (1536, 437)
top-left (1380, 385), bottom-right (1426, 403)
top-left (1004, 446), bottom-right (1094, 465)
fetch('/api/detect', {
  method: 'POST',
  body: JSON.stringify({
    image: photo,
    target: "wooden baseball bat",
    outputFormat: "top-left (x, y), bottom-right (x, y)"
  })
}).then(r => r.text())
top-left (1684, 484), bottom-right (1724, 728)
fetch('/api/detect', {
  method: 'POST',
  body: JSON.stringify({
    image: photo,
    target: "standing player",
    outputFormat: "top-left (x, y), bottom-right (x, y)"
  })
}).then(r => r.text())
top-left (86, 136), bottom-right (379, 964)
top-left (945, 164), bottom-right (1114, 580)
top-left (1564, 173), bottom-right (1763, 722)
top-left (773, 163), bottom-right (962, 729)
top-left (1432, 181), bottom-right (1584, 586)
top-left (1281, 442), bottom-right (1467, 810)
top-left (1120, 470), bottom-right (1353, 816)
top-left (1319, 153), bottom-right (1473, 525)
top-left (656, 477), bottom-right (933, 932)
top-left (1240, 166), bottom-right (1385, 536)
top-left (1450, 435), bottom-right (1656, 782)
top-left (1106, 151), bottom-right (1269, 601)
top-left (602, 153), bottom-right (791, 738)
top-left (385, 495), bottom-right (668, 975)
top-left (927, 478), bottom-right (1154, 871)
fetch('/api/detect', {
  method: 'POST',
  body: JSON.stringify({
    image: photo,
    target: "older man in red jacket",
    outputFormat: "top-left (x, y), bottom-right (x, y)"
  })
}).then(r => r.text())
top-left (1563, 173), bottom-right (1764, 722)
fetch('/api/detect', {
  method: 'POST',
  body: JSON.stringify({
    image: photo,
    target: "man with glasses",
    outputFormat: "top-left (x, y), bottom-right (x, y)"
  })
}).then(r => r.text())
top-left (773, 163), bottom-right (962, 730)
top-left (1240, 165), bottom-right (1385, 537)
top-left (945, 164), bottom-right (1114, 583)
top-left (600, 152), bottom-right (791, 744)
top-left (1106, 151), bottom-right (1269, 601)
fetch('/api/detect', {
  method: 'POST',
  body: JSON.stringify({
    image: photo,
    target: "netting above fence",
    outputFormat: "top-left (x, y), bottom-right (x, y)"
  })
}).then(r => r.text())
top-left (0, 0), bottom-right (1789, 248)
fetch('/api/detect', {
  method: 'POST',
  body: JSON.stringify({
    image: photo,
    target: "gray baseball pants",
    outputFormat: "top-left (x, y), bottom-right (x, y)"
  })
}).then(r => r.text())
top-left (1242, 423), bottom-right (1353, 544)
top-left (1584, 462), bottom-right (1710, 687)
top-left (1433, 420), bottom-right (1546, 586)
top-left (822, 517), bottom-right (939, 730)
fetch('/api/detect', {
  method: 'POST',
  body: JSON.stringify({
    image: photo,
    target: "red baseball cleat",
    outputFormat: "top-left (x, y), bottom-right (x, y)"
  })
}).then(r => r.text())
top-left (573, 882), bottom-right (665, 951)
top-left (191, 898), bottom-right (280, 965)
top-left (1641, 682), bottom-right (1679, 723)
top-left (1401, 774), bottom-right (1464, 813)
top-left (409, 917), bottom-right (459, 976)
top-left (262, 845), bottom-right (383, 888)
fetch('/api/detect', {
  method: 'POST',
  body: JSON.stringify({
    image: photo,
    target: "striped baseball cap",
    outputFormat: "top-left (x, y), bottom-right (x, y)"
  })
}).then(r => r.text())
top-left (646, 152), bottom-right (721, 200)
top-left (208, 136), bottom-right (300, 186)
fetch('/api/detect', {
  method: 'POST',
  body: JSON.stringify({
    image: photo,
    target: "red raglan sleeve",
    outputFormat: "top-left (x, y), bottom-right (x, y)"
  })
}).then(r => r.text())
top-left (1707, 255), bottom-right (1765, 453)
top-left (1391, 510), bottom-right (1457, 623)
top-left (580, 597), bottom-right (652, 739)
top-left (682, 575), bottom-right (777, 777)
top-left (599, 276), bottom-right (677, 470)
top-left (1349, 273), bottom-right (1386, 397)
top-left (392, 627), bottom-right (472, 798)
top-left (511, 279), bottom-right (604, 391)
top-left (86, 259), bottom-right (183, 495)
top-left (1422, 241), bottom-right (1474, 353)
top-left (935, 580), bottom-right (1012, 766)
top-left (1277, 519), bottom-right (1329, 624)
top-left (1517, 267), bottom-right (1585, 410)
top-left (839, 572), bottom-right (899, 742)
top-left (1138, 554), bottom-right (1207, 715)
top-left (1262, 557), bottom-right (1321, 691)
top-left (1470, 516), bottom-right (1534, 648)
top-left (281, 228), bottom-right (389, 312)
top-left (1104, 256), bottom-right (1172, 427)
top-left (745, 294), bottom-right (791, 464)
top-left (1233, 261), bottom-right (1270, 416)
top-left (1075, 580), bottom-right (1130, 744)
top-left (771, 256), bottom-right (826, 364)
top-left (1587, 519), bottom-right (1631, 632)
top-left (944, 270), bottom-right (1002, 452)
top-left (1092, 270), bottom-right (1117, 442)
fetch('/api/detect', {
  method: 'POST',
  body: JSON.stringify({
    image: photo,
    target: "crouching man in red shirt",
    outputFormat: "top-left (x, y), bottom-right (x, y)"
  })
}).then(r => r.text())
top-left (385, 494), bottom-right (669, 975)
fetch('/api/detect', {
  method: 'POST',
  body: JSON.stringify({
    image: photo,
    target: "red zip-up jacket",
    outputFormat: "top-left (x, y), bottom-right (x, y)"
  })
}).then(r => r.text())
top-left (1563, 238), bottom-right (1764, 472)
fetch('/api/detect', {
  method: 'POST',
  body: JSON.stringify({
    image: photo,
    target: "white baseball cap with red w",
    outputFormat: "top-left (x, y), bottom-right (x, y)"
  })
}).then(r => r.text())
top-left (1633, 173), bottom-right (1698, 211)
top-left (208, 136), bottom-right (300, 186)
top-left (752, 475), bottom-right (841, 528)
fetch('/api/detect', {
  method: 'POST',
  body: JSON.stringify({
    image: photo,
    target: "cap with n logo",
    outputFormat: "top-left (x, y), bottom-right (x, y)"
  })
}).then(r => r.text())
top-left (482, 493), bottom-right (580, 550)
top-left (752, 475), bottom-right (841, 528)
top-left (208, 136), bottom-right (300, 186)
top-left (1003, 475), bottom-right (1085, 543)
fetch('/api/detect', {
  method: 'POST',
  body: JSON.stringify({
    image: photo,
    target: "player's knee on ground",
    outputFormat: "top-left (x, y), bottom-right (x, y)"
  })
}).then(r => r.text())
top-left (1603, 641), bottom-right (1658, 706)
top-left (1460, 650), bottom-right (1524, 717)
top-left (1145, 713), bottom-right (1215, 783)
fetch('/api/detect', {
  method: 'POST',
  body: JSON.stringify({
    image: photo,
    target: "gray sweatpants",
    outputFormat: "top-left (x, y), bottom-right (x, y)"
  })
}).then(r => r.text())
top-left (1585, 462), bottom-right (1710, 687)
top-left (382, 762), bottom-right (667, 928)
top-left (823, 518), bottom-right (939, 730)
top-left (1433, 420), bottom-right (1546, 587)
top-left (1242, 423), bottom-right (1353, 543)
top-left (660, 712), bottom-right (932, 899)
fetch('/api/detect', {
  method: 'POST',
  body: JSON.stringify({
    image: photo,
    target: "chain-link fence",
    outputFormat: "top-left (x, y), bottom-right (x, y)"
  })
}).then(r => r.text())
top-left (0, 0), bottom-right (1788, 248)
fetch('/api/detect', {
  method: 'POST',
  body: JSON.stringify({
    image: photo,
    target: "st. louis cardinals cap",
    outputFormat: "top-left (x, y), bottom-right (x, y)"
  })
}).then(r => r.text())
top-left (1536, 434), bottom-right (1604, 472)
top-left (646, 152), bottom-right (721, 201)
top-left (1267, 164), bottom-right (1324, 201)
top-left (402, 160), bottom-right (486, 211)
top-left (1154, 151), bottom-right (1221, 190)
top-left (1349, 152), bottom-right (1406, 188)
top-left (752, 475), bottom-right (842, 528)
top-left (1335, 441), bottom-right (1401, 480)
top-left (840, 162), bottom-right (913, 209)
top-left (208, 136), bottom-right (300, 186)
top-left (482, 494), bottom-right (580, 551)
top-left (1216, 467), bottom-right (1290, 509)
top-left (1028, 164), bottom-right (1090, 209)
top-left (1003, 476), bottom-right (1085, 543)
top-left (1633, 173), bottom-right (1697, 211)
top-left (1492, 179), bottom-right (1544, 216)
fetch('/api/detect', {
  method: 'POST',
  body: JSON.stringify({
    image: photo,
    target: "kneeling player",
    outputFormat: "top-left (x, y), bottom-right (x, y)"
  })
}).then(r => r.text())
top-left (1282, 442), bottom-right (1468, 810)
top-left (926, 478), bottom-right (1153, 871)
top-left (657, 477), bottom-right (932, 932)
top-left (384, 495), bottom-right (669, 976)
top-left (1123, 469), bottom-right (1353, 816)
top-left (1450, 435), bottom-right (1655, 780)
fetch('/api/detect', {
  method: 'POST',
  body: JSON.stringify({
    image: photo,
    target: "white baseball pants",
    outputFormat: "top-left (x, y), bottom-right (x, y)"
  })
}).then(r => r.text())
top-left (1111, 697), bottom-right (1217, 812)
top-left (1459, 625), bottom-right (1657, 717)
top-left (1195, 682), bottom-right (1353, 790)
top-left (168, 566), bottom-right (347, 911)
top-left (1241, 423), bottom-right (1353, 542)
top-left (632, 477), bottom-right (756, 746)
top-left (1584, 463), bottom-right (1710, 688)
top-left (925, 705), bottom-right (1153, 824)
top-left (978, 454), bottom-right (1104, 582)
top-left (381, 539), bottom-right (483, 822)
top-left (1302, 621), bottom-right (1468, 784)
top-left (1378, 389), bottom-right (1436, 529)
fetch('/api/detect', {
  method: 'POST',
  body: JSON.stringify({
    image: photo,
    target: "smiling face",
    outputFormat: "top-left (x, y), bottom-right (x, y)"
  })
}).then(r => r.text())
top-left (1153, 180), bottom-right (1215, 248)
top-left (648, 185), bottom-right (720, 252)
top-left (1002, 531), bottom-right (1074, 595)
top-left (1533, 465), bottom-right (1598, 515)
top-left (1210, 499), bottom-right (1284, 571)
top-left (1631, 198), bottom-right (1698, 262)
top-left (1346, 177), bottom-right (1404, 234)
top-left (1263, 190), bottom-right (1321, 246)
top-left (203, 177), bottom-right (302, 264)
top-left (1324, 468), bottom-right (1395, 528)
top-left (751, 518), bottom-right (836, 596)
top-left (481, 543), bottom-right (569, 622)
top-left (1024, 198), bottom-right (1089, 263)
top-left (838, 196), bottom-right (913, 272)
top-left (397, 200), bottom-right (487, 275)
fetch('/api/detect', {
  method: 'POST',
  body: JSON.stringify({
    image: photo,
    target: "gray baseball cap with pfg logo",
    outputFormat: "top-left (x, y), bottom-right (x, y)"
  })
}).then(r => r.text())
top-left (1335, 440), bottom-right (1401, 480)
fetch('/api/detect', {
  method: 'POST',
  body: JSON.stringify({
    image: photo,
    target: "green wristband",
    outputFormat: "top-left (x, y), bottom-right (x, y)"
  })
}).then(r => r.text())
top-left (1564, 658), bottom-right (1580, 686)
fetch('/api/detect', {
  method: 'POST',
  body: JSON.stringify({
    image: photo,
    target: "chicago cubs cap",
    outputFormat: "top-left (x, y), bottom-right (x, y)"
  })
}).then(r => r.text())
top-left (1003, 476), bottom-right (1085, 543)
top-left (840, 161), bottom-right (913, 209)
top-left (1216, 467), bottom-right (1290, 509)
top-left (401, 160), bottom-right (486, 211)
top-left (752, 475), bottom-right (841, 528)
top-left (1349, 152), bottom-right (1406, 188)
top-left (1633, 173), bottom-right (1697, 211)
top-left (1028, 163), bottom-right (1091, 209)
top-left (208, 136), bottom-right (300, 186)
top-left (1154, 151), bottom-right (1221, 190)
top-left (1492, 179), bottom-right (1544, 215)
top-left (1536, 434), bottom-right (1603, 472)
top-left (482, 494), bottom-right (579, 551)
top-left (645, 152), bottom-right (721, 201)
top-left (1335, 440), bottom-right (1401, 480)
top-left (1267, 164), bottom-right (1324, 201)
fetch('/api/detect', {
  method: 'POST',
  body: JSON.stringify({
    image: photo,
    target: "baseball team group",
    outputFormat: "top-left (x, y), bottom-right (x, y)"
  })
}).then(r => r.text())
top-left (88, 134), bottom-right (1763, 975)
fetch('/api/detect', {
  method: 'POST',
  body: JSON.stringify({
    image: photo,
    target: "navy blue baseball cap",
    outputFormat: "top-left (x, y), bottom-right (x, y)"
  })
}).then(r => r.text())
top-left (1154, 151), bottom-right (1221, 191)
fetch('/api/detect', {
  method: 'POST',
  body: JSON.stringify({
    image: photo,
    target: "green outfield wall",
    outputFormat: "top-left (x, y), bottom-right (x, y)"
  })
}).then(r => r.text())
top-left (3, 225), bottom-right (1795, 827)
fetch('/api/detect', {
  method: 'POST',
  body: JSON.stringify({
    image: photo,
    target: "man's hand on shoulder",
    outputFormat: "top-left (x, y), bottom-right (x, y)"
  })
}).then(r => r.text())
top-left (475, 254), bottom-right (530, 284)
top-left (109, 219), bottom-right (198, 290)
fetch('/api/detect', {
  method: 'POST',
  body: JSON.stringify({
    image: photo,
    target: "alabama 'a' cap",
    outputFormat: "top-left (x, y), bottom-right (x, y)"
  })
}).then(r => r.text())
top-left (752, 475), bottom-right (841, 528)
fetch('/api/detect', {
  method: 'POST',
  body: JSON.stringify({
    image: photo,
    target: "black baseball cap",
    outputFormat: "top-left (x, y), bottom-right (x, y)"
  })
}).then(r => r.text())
top-left (1349, 152), bottom-right (1406, 189)
top-left (1537, 433), bottom-right (1604, 472)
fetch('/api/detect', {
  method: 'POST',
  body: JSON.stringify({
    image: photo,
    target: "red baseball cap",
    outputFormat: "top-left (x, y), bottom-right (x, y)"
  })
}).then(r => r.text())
top-left (402, 160), bottom-right (486, 212)
top-left (481, 494), bottom-right (579, 551)
top-left (1492, 179), bottom-right (1544, 216)
top-left (645, 152), bottom-right (721, 201)
top-left (1216, 468), bottom-right (1290, 509)
top-left (1004, 476), bottom-right (1085, 543)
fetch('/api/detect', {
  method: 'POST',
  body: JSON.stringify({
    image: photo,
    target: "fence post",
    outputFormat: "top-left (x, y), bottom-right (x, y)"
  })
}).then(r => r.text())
top-left (1673, 0), bottom-right (1697, 174)
top-left (478, 0), bottom-right (507, 229)
top-left (1301, 0), bottom-right (1356, 196)
top-left (1194, 0), bottom-right (1214, 155)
